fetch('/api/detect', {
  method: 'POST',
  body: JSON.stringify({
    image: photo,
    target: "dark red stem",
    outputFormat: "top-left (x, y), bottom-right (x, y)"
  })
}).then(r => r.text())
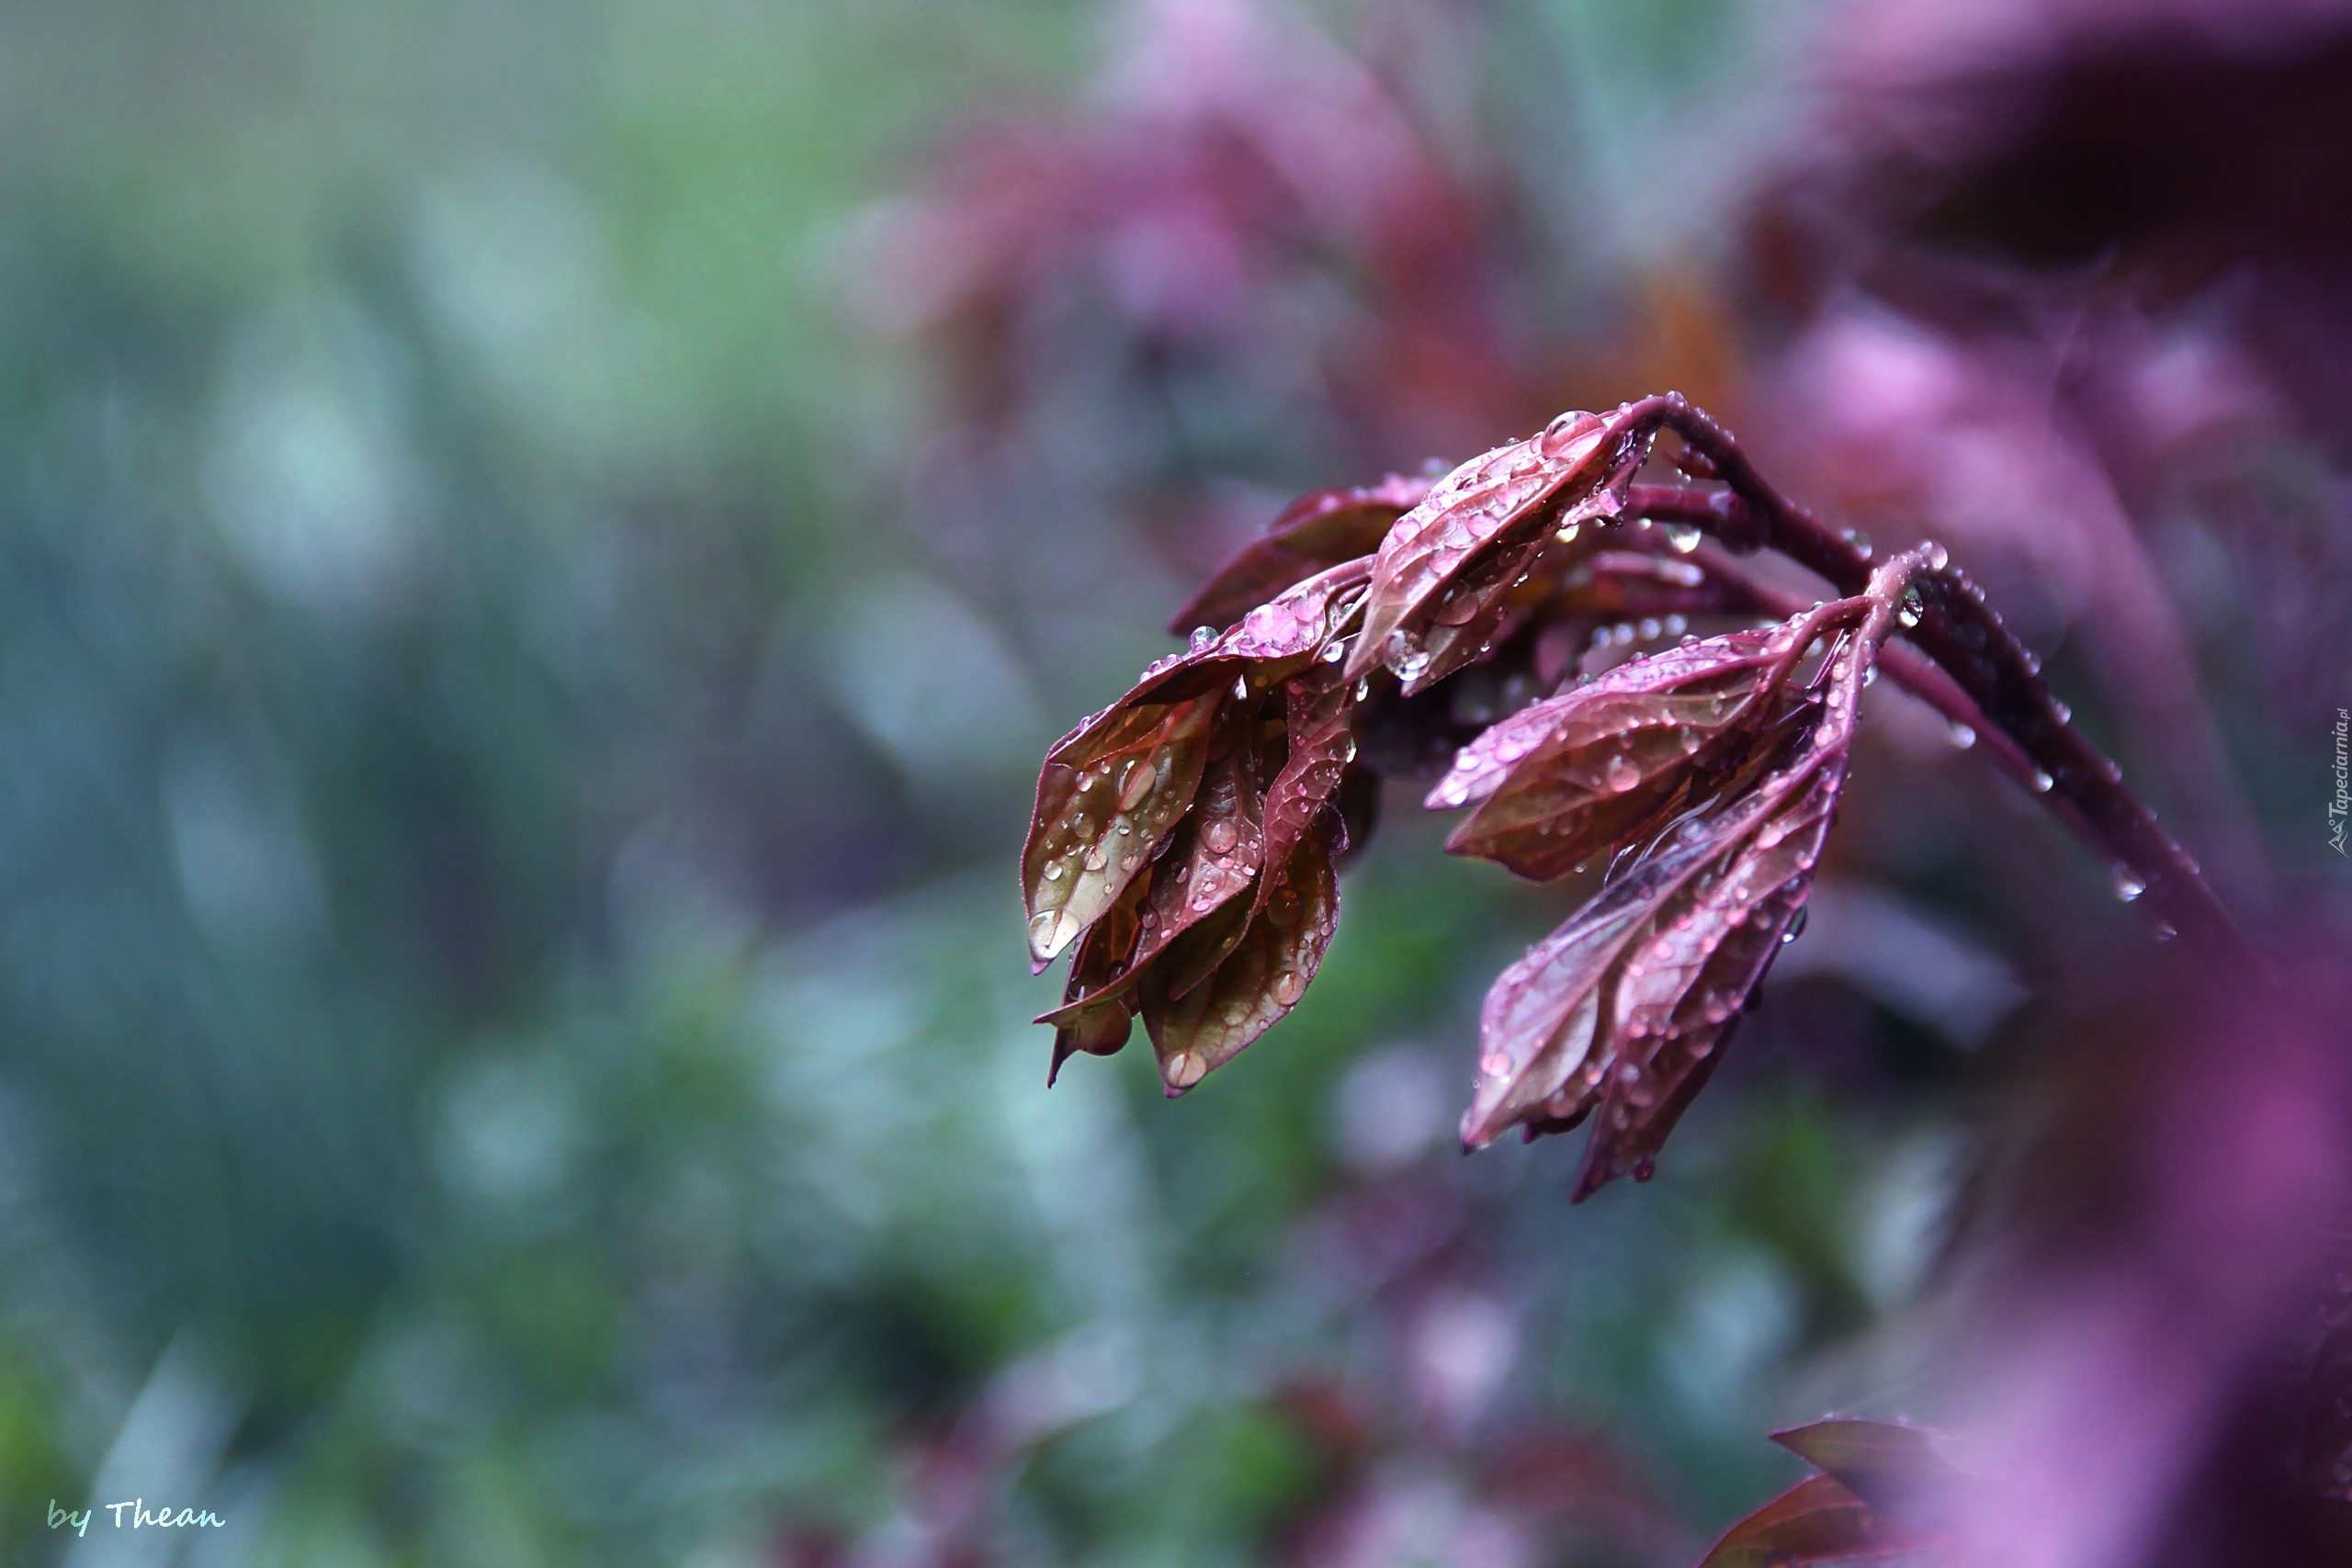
top-left (1615, 394), bottom-right (2248, 962)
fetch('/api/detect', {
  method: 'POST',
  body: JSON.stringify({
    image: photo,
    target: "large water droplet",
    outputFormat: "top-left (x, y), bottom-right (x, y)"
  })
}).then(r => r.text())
top-left (1922, 541), bottom-right (1949, 570)
top-left (2113, 866), bottom-right (2147, 903)
top-left (1603, 753), bottom-right (1643, 794)
top-left (1164, 1052), bottom-right (1205, 1089)
top-left (2030, 770), bottom-right (2055, 794)
top-left (1948, 722), bottom-right (1976, 750)
top-left (1555, 520), bottom-right (1582, 545)
top-left (1043, 862), bottom-right (1065, 881)
top-left (1203, 819), bottom-right (1238, 854)
top-left (1272, 971), bottom-right (1305, 1005)
top-left (1661, 522), bottom-right (1702, 554)
top-left (1189, 626), bottom-right (1216, 651)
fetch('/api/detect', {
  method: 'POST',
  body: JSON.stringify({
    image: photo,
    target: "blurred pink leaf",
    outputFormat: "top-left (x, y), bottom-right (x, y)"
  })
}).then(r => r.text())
top-left (1697, 1472), bottom-right (1922, 1567)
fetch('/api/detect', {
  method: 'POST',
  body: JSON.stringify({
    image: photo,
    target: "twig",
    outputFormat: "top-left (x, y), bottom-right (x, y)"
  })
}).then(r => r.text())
top-left (1614, 395), bottom-right (2248, 962)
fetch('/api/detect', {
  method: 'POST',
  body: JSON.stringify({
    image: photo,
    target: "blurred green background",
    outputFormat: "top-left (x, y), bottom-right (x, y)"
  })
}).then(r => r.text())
top-left (0, 2), bottom-right (2013, 1563)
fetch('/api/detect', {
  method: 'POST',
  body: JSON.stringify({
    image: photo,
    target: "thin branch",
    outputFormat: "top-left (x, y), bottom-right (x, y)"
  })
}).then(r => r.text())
top-left (1614, 395), bottom-right (2248, 962)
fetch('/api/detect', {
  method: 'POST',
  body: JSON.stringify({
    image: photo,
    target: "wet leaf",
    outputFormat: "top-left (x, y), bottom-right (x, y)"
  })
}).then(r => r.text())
top-left (1023, 559), bottom-right (1372, 966)
top-left (1141, 815), bottom-right (1342, 1094)
top-left (1696, 1472), bottom-right (1916, 1567)
top-left (1699, 1420), bottom-right (1969, 1565)
top-left (1260, 667), bottom-right (1358, 894)
top-left (1459, 610), bottom-right (1875, 1191)
top-left (1170, 474), bottom-right (1429, 634)
top-left (1040, 866), bottom-right (1154, 1083)
top-left (1345, 403), bottom-right (1656, 687)
top-left (1429, 619), bottom-right (1832, 882)
top-left (1772, 1420), bottom-right (1958, 1515)
top-left (1023, 694), bottom-right (1221, 964)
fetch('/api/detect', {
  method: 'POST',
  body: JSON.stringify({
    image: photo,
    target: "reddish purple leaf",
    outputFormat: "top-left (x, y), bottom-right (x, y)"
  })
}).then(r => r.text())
top-left (1258, 667), bottom-right (1358, 902)
top-left (1428, 618), bottom-right (1833, 882)
top-left (1170, 474), bottom-right (1430, 635)
top-left (1023, 694), bottom-right (1221, 964)
top-left (1023, 559), bottom-right (1372, 964)
top-left (1696, 1472), bottom-right (1922, 1567)
top-left (1141, 814), bottom-right (1342, 1094)
top-left (1698, 1420), bottom-right (1970, 1566)
top-left (1458, 607), bottom-right (1879, 1190)
top-left (1771, 1420), bottom-right (1960, 1516)
top-left (1344, 403), bottom-right (1657, 688)
top-left (1040, 866), bottom-right (1153, 1083)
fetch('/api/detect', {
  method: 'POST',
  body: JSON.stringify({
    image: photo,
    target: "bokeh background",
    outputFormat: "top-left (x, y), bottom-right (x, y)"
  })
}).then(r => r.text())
top-left (2, 0), bottom-right (2348, 1564)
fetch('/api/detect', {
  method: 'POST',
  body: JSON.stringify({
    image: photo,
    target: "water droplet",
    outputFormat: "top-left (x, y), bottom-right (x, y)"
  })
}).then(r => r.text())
top-left (1028, 908), bottom-right (1079, 959)
top-left (1842, 527), bottom-right (1872, 559)
top-left (1272, 971), bottom-right (1305, 1005)
top-left (2050, 699), bottom-right (2072, 723)
top-left (1203, 820), bottom-right (1238, 854)
top-left (1923, 541), bottom-right (1950, 570)
top-left (1353, 677), bottom-right (1370, 701)
top-left (1233, 676), bottom-right (1250, 700)
top-left (1861, 663), bottom-right (1879, 686)
top-left (2030, 770), bottom-right (2055, 793)
top-left (2113, 866), bottom-right (2146, 902)
top-left (1555, 520), bottom-right (1582, 545)
top-left (1479, 1050), bottom-right (1512, 1077)
top-left (1632, 1157), bottom-right (1657, 1182)
top-left (1948, 722), bottom-right (1976, 749)
top-left (1319, 639), bottom-right (1346, 663)
top-left (1603, 753), bottom-right (1643, 794)
top-left (1638, 617), bottom-right (1662, 640)
top-left (1164, 1052), bottom-right (1205, 1089)
top-left (1190, 626), bottom-right (1216, 650)
top-left (1083, 840), bottom-right (1110, 872)
top-left (1043, 863), bottom-right (1065, 881)
top-left (1661, 522), bottom-right (1702, 554)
